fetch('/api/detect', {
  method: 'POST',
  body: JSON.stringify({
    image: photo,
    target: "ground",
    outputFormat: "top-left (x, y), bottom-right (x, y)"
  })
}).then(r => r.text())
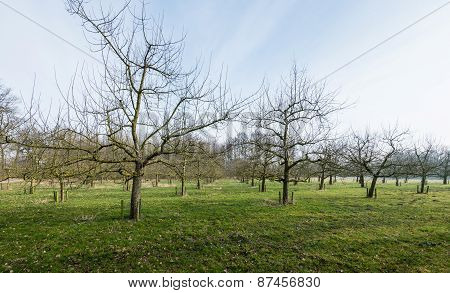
top-left (0, 179), bottom-right (448, 273)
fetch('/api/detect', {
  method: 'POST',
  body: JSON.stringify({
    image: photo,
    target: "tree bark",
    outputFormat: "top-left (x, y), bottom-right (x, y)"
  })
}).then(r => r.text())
top-left (420, 175), bottom-right (426, 193)
top-left (130, 162), bottom-right (143, 221)
top-left (261, 175), bottom-right (266, 192)
top-left (328, 175), bottom-right (333, 185)
top-left (319, 170), bottom-right (325, 190)
top-left (59, 177), bottom-right (64, 202)
top-left (282, 165), bottom-right (289, 204)
top-left (359, 174), bottom-right (365, 188)
top-left (368, 176), bottom-right (378, 198)
top-left (443, 164), bottom-right (448, 184)
top-left (181, 177), bottom-right (186, 196)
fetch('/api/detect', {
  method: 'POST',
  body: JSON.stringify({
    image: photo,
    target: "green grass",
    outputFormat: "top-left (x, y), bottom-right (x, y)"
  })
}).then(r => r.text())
top-left (0, 179), bottom-right (449, 273)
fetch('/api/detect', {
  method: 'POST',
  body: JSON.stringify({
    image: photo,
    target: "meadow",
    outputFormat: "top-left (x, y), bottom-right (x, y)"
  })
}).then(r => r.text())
top-left (0, 179), bottom-right (448, 273)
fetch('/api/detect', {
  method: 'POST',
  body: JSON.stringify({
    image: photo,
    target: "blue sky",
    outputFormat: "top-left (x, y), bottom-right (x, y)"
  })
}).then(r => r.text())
top-left (0, 0), bottom-right (449, 144)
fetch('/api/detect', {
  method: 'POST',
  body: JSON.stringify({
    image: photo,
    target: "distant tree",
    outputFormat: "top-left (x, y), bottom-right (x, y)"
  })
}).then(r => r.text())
top-left (0, 82), bottom-right (19, 187)
top-left (412, 138), bottom-right (442, 193)
top-left (314, 140), bottom-right (343, 190)
top-left (439, 147), bottom-right (449, 185)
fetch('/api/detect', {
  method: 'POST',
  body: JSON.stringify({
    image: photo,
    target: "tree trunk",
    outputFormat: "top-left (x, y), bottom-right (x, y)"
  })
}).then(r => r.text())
top-left (59, 177), bottom-right (64, 202)
top-left (181, 178), bottom-right (186, 196)
top-left (359, 174), bottom-right (365, 188)
top-left (261, 175), bottom-right (266, 192)
top-left (155, 174), bottom-right (159, 187)
top-left (404, 176), bottom-right (408, 183)
top-left (282, 165), bottom-right (289, 204)
top-left (368, 176), bottom-right (378, 198)
top-left (328, 175), bottom-right (333, 185)
top-left (420, 175), bottom-right (426, 193)
top-left (251, 177), bottom-right (255, 187)
top-left (319, 170), bottom-right (325, 190)
top-left (395, 177), bottom-right (399, 186)
top-left (130, 162), bottom-right (143, 221)
top-left (29, 178), bottom-right (34, 194)
top-left (196, 177), bottom-right (201, 189)
top-left (382, 177), bottom-right (386, 184)
top-left (443, 164), bottom-right (448, 184)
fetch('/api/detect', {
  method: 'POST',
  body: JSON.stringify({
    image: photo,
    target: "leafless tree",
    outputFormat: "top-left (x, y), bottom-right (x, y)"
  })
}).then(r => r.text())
top-left (248, 64), bottom-right (342, 204)
top-left (440, 148), bottom-right (449, 185)
top-left (0, 82), bottom-right (19, 187)
top-left (4, 0), bottom-right (245, 220)
top-left (412, 138), bottom-right (442, 193)
top-left (344, 126), bottom-right (407, 197)
top-left (314, 140), bottom-right (343, 190)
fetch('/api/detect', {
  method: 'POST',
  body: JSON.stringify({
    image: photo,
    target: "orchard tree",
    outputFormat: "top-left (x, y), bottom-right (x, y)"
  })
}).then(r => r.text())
top-left (345, 127), bottom-right (407, 198)
top-left (439, 147), bottom-right (449, 185)
top-left (249, 64), bottom-right (342, 204)
top-left (412, 138), bottom-right (442, 193)
top-left (14, 0), bottom-right (244, 220)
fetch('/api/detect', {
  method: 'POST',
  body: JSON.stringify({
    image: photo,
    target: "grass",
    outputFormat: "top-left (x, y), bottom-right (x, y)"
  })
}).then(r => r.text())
top-left (0, 179), bottom-right (448, 273)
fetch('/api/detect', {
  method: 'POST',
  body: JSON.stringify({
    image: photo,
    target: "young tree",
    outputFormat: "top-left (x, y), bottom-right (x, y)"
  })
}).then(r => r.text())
top-left (249, 64), bottom-right (341, 204)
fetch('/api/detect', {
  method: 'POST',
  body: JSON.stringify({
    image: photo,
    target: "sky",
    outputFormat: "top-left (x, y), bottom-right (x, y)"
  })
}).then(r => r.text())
top-left (0, 0), bottom-right (449, 144)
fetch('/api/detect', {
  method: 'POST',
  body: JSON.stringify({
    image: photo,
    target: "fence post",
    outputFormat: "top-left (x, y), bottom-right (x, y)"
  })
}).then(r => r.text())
top-left (291, 191), bottom-right (294, 204)
top-left (278, 191), bottom-right (281, 204)
top-left (175, 186), bottom-right (177, 195)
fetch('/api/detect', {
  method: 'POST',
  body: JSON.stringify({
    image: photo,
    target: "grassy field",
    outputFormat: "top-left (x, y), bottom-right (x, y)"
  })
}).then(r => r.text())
top-left (0, 179), bottom-right (448, 273)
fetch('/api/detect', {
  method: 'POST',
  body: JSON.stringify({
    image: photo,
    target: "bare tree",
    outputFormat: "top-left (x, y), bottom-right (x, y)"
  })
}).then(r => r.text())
top-left (314, 140), bottom-right (343, 190)
top-left (17, 0), bottom-right (245, 220)
top-left (345, 127), bottom-right (407, 198)
top-left (412, 138), bottom-right (442, 193)
top-left (441, 148), bottom-right (449, 185)
top-left (249, 64), bottom-right (342, 204)
top-left (0, 82), bottom-right (19, 187)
